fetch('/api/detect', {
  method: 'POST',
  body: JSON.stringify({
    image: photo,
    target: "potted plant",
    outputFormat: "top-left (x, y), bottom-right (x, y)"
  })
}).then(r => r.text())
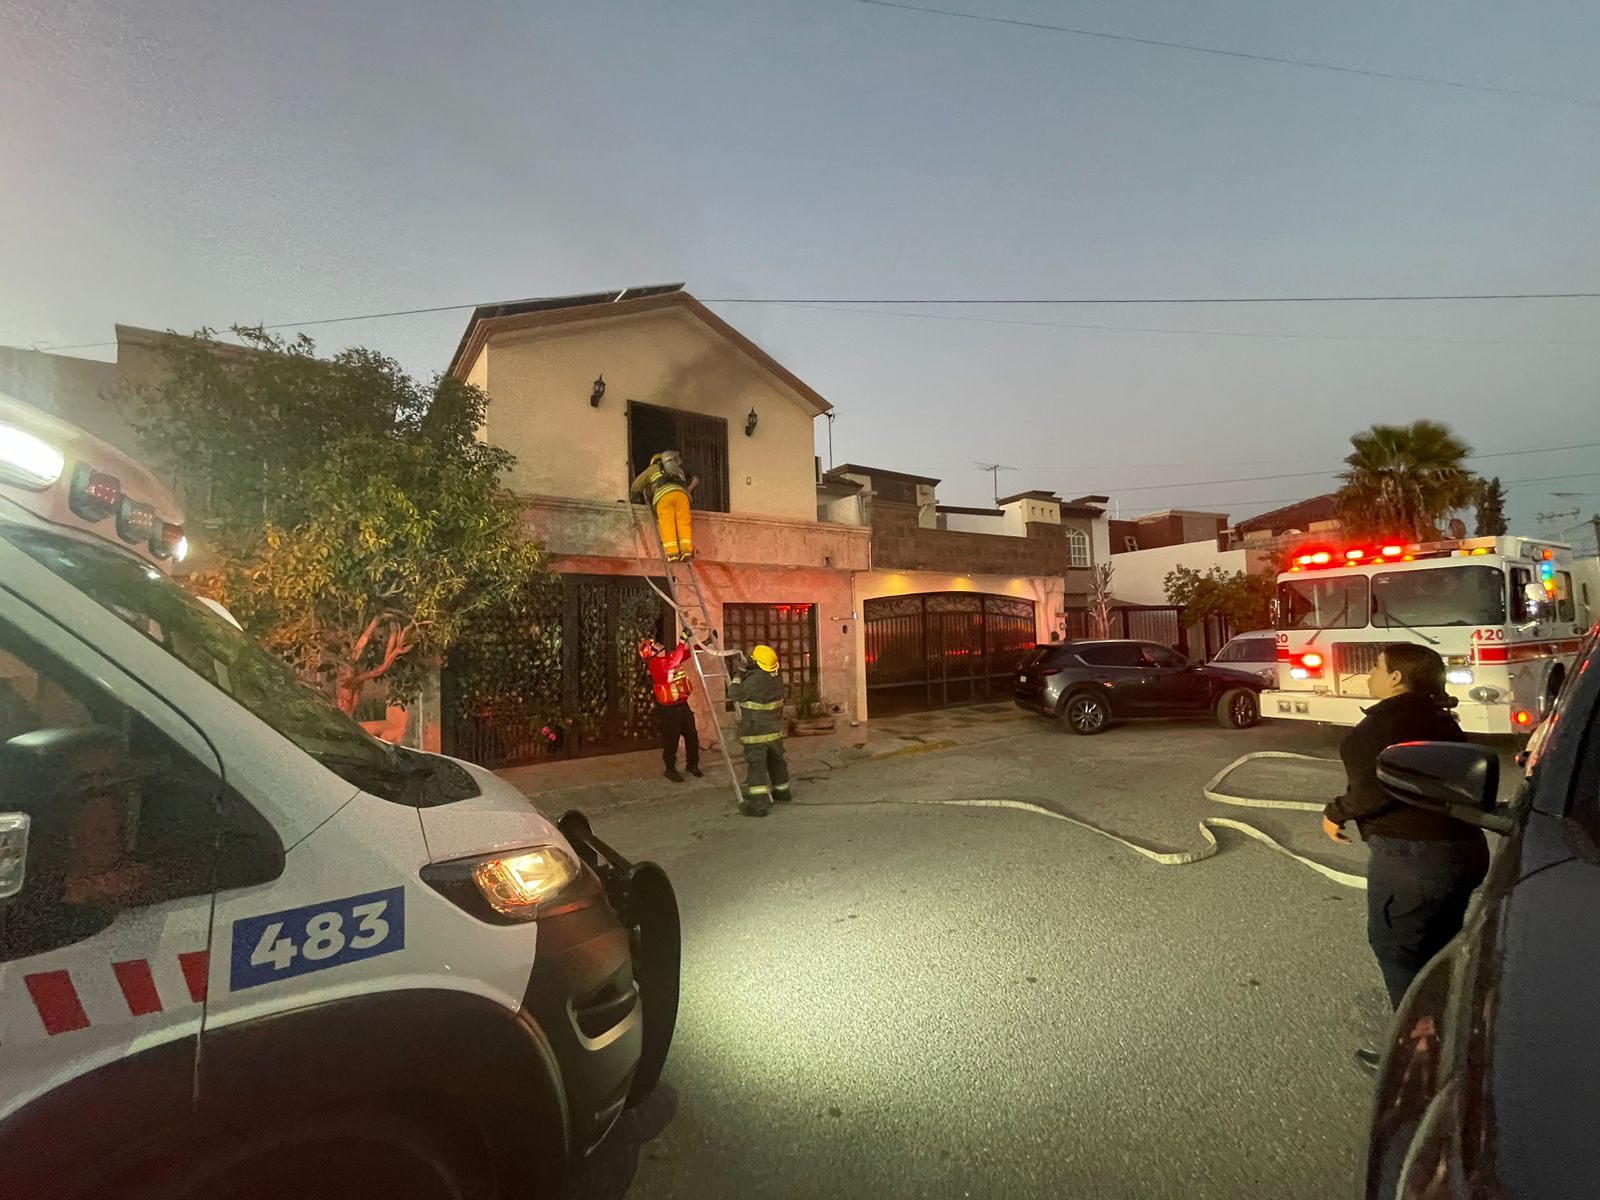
top-left (789, 687), bottom-right (836, 736)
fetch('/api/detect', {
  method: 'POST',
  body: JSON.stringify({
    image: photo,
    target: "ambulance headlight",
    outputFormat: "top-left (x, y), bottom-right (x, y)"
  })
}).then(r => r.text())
top-left (0, 421), bottom-right (66, 490)
top-left (422, 844), bottom-right (583, 923)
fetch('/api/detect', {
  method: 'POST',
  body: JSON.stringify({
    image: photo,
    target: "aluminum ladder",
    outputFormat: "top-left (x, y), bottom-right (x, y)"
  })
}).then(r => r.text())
top-left (626, 495), bottom-right (745, 808)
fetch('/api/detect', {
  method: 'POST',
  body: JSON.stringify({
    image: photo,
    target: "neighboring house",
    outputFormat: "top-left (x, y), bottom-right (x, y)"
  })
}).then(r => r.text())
top-left (439, 284), bottom-right (870, 765)
top-left (0, 325), bottom-right (193, 464)
top-left (1108, 508), bottom-right (1230, 554)
top-left (823, 469), bottom-right (1110, 717)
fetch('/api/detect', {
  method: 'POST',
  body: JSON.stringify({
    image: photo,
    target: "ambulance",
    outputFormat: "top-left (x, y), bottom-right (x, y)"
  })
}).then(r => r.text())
top-left (1265, 533), bottom-right (1592, 735)
top-left (0, 393), bottom-right (679, 1200)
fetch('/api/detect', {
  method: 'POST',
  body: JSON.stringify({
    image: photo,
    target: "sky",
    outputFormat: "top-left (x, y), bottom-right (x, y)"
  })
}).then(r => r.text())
top-left (3, 0), bottom-right (1598, 546)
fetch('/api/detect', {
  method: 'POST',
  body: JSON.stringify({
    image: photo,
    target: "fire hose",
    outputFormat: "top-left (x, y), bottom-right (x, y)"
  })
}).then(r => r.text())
top-left (799, 751), bottom-right (1366, 890)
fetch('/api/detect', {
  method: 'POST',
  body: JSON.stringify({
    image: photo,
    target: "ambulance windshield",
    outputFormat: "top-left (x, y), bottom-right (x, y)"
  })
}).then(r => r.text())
top-left (1, 521), bottom-right (399, 788)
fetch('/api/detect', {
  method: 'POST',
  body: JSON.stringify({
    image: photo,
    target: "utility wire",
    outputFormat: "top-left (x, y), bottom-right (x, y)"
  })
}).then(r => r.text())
top-left (858, 0), bottom-right (1600, 111)
top-left (766, 302), bottom-right (1600, 347)
top-left (31, 289), bottom-right (1600, 354)
top-left (1009, 440), bottom-right (1600, 497)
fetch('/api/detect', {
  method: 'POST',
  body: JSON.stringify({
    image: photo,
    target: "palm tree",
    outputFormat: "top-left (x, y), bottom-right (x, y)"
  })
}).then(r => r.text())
top-left (1336, 420), bottom-right (1478, 540)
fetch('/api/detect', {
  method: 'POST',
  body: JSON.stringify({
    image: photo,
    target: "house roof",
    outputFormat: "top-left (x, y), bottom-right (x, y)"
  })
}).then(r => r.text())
top-left (447, 284), bottom-right (832, 415)
top-left (831, 463), bottom-right (942, 487)
top-left (996, 489), bottom-right (1061, 506)
top-left (936, 504), bottom-right (1003, 517)
top-left (1233, 493), bottom-right (1339, 535)
top-left (1130, 508), bottom-right (1229, 522)
top-left (1066, 494), bottom-right (1110, 506)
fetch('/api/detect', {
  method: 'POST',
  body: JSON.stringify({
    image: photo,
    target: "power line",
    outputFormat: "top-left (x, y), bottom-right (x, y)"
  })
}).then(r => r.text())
top-left (704, 291), bottom-right (1600, 306)
top-left (858, 0), bottom-right (1600, 111)
top-left (1039, 440), bottom-right (1600, 497)
top-left (32, 289), bottom-right (1600, 356)
top-left (763, 301), bottom-right (1600, 347)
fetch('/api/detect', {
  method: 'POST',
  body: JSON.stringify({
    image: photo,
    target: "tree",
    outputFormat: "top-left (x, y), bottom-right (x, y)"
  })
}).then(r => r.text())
top-left (128, 328), bottom-right (543, 713)
top-left (1475, 476), bottom-right (1509, 537)
top-left (1335, 419), bottom-right (1478, 541)
top-left (1164, 565), bottom-right (1275, 632)
top-left (1087, 563), bottom-right (1115, 638)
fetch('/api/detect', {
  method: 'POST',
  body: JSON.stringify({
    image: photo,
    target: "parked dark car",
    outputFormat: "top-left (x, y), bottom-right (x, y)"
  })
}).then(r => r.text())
top-left (1012, 638), bottom-right (1266, 734)
top-left (1362, 621), bottom-right (1600, 1198)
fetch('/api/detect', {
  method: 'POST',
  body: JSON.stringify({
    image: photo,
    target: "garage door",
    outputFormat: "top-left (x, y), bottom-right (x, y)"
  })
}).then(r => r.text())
top-left (864, 592), bottom-right (1037, 716)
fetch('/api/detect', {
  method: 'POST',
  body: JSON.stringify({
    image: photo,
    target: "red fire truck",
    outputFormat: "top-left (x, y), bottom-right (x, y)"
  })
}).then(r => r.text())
top-left (1265, 534), bottom-right (1592, 735)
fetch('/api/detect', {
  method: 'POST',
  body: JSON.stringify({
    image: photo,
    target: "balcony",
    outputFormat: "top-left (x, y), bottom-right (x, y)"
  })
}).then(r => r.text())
top-left (517, 494), bottom-right (872, 572)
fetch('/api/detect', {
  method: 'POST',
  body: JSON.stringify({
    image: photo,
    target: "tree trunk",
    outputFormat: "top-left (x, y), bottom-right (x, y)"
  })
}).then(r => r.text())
top-left (336, 670), bottom-right (364, 716)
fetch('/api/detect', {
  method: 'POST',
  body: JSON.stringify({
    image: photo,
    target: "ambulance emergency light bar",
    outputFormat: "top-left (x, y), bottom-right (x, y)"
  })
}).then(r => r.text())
top-left (0, 401), bottom-right (188, 563)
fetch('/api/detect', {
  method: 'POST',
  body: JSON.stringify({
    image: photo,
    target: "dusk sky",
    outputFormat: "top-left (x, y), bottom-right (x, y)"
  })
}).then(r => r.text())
top-left (4, 0), bottom-right (1597, 542)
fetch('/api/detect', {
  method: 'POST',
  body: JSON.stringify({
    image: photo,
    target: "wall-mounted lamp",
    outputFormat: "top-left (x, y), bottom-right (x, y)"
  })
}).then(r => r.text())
top-left (744, 407), bottom-right (758, 436)
top-left (589, 376), bottom-right (606, 407)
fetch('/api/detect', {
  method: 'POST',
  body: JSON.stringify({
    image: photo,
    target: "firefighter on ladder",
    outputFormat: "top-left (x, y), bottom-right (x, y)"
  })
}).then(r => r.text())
top-left (630, 449), bottom-right (698, 562)
top-left (727, 644), bottom-right (790, 816)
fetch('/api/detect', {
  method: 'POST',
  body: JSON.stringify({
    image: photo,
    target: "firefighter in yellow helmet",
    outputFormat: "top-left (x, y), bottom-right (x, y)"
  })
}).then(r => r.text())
top-left (630, 449), bottom-right (699, 562)
top-left (726, 643), bottom-right (789, 816)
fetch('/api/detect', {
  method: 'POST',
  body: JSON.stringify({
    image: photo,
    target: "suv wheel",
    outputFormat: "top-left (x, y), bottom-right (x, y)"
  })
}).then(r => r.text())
top-left (1063, 692), bottom-right (1110, 735)
top-left (1217, 687), bottom-right (1260, 730)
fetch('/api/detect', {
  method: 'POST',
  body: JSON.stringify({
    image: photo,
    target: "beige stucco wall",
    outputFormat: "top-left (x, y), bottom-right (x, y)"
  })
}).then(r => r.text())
top-left (476, 305), bottom-right (821, 521)
top-left (849, 569), bottom-right (1065, 720)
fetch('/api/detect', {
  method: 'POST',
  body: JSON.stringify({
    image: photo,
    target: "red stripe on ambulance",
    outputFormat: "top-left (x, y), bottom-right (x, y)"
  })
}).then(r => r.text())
top-left (22, 952), bottom-right (208, 1035)
top-left (112, 959), bottom-right (164, 1017)
top-left (23, 971), bottom-right (91, 1036)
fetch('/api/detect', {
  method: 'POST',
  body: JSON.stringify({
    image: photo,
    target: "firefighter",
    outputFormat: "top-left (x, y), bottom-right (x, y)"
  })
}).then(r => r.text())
top-left (640, 637), bottom-right (702, 783)
top-left (630, 449), bottom-right (699, 562)
top-left (727, 644), bottom-right (790, 816)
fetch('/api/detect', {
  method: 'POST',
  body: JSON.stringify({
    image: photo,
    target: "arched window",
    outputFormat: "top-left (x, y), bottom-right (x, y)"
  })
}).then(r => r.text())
top-left (1066, 528), bottom-right (1090, 569)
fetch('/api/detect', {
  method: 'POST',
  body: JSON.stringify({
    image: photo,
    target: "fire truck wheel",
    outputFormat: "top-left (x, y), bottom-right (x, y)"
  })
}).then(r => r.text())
top-left (1217, 688), bottom-right (1260, 730)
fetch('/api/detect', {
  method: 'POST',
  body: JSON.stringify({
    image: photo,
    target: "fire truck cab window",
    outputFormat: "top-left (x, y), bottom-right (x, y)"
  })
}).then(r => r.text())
top-left (1276, 576), bottom-right (1369, 630)
top-left (1373, 565), bottom-right (1506, 629)
top-left (1557, 572), bottom-right (1576, 623)
top-left (1510, 567), bottom-right (1536, 623)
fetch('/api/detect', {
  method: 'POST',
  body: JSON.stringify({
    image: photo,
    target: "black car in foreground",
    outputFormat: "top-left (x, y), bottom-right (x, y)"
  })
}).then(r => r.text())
top-left (1012, 638), bottom-right (1267, 734)
top-left (1367, 620), bottom-right (1600, 1198)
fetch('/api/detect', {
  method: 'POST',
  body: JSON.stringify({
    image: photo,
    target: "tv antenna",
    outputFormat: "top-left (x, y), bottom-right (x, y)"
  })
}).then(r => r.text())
top-left (975, 461), bottom-right (1017, 505)
top-left (1536, 507), bottom-right (1580, 528)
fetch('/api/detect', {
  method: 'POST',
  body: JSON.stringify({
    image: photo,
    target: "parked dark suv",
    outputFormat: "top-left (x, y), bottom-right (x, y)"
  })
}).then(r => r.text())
top-left (1012, 638), bottom-right (1266, 734)
top-left (1362, 620), bottom-right (1600, 1198)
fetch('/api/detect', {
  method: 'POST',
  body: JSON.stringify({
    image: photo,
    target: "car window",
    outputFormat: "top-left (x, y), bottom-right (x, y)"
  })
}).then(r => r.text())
top-left (1217, 637), bottom-right (1275, 663)
top-left (1141, 645), bottom-right (1188, 668)
top-left (1075, 644), bottom-right (1143, 667)
top-left (1558, 572), bottom-right (1576, 623)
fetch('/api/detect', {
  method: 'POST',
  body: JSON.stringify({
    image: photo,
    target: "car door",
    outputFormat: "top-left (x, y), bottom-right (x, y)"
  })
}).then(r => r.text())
top-left (1074, 643), bottom-right (1149, 715)
top-left (1137, 644), bottom-right (1212, 713)
top-left (0, 589), bottom-right (227, 1183)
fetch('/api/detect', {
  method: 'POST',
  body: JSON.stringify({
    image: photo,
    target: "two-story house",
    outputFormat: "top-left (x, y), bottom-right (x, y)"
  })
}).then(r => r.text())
top-left (441, 284), bottom-right (871, 764)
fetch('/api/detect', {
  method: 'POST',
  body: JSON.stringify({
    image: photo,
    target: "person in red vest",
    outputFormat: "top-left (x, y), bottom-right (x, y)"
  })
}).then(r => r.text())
top-left (639, 637), bottom-right (702, 783)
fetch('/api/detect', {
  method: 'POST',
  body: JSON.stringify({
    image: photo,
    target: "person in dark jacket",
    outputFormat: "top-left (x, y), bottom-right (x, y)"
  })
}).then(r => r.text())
top-left (726, 644), bottom-right (789, 817)
top-left (1324, 642), bottom-right (1489, 1069)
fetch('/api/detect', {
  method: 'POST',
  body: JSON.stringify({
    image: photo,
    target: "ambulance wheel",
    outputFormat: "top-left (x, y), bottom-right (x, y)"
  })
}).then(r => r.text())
top-left (155, 1110), bottom-right (490, 1200)
top-left (1217, 687), bottom-right (1260, 730)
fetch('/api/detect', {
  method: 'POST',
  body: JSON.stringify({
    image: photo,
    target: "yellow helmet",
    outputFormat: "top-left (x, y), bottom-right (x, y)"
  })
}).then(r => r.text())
top-left (751, 644), bottom-right (780, 673)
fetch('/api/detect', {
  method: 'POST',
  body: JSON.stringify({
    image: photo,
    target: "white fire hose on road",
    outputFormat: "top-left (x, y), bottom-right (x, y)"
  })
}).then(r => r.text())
top-left (802, 751), bottom-right (1367, 890)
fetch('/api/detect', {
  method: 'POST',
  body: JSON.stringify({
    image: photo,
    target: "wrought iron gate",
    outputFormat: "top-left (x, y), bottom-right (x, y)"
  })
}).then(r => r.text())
top-left (864, 592), bottom-right (1037, 716)
top-left (442, 574), bottom-right (666, 767)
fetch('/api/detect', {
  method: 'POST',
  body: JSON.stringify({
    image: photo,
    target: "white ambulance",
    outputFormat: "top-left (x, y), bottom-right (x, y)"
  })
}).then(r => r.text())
top-left (0, 393), bottom-right (679, 1199)
top-left (1265, 533), bottom-right (1592, 735)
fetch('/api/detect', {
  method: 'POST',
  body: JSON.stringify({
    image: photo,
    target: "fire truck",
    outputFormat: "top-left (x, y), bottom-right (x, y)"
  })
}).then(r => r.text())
top-left (1264, 534), bottom-right (1592, 735)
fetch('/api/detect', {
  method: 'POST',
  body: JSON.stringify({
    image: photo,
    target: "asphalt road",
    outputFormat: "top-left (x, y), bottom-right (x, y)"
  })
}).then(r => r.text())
top-left (558, 716), bottom-right (1516, 1200)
